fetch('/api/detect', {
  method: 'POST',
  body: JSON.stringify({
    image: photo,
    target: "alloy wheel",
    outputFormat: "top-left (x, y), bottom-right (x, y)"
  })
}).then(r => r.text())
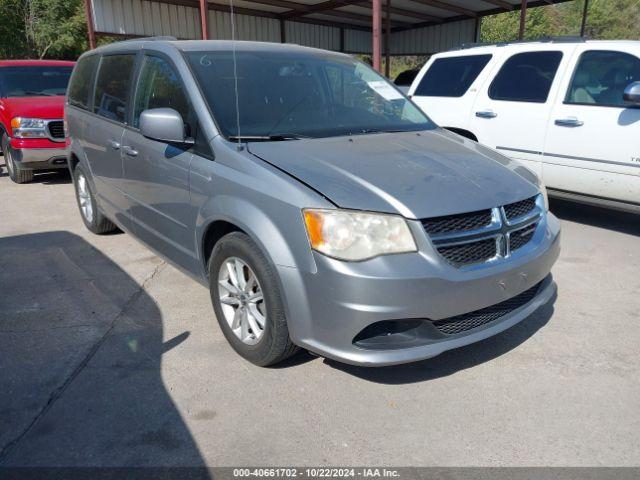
top-left (76, 173), bottom-right (94, 223)
top-left (217, 257), bottom-right (266, 345)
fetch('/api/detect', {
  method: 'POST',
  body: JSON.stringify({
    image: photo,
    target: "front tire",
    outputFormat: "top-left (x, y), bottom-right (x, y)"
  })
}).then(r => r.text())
top-left (2, 134), bottom-right (33, 184)
top-left (72, 164), bottom-right (117, 234)
top-left (208, 232), bottom-right (298, 366)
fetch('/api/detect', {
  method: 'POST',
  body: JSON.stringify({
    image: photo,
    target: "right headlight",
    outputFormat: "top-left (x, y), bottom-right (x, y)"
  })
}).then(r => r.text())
top-left (303, 208), bottom-right (417, 261)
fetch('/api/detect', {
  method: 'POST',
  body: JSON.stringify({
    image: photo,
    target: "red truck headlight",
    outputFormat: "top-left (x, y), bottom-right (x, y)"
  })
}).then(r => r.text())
top-left (11, 117), bottom-right (49, 139)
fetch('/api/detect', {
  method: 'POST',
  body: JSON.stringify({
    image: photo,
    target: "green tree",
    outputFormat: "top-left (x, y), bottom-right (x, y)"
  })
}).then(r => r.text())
top-left (0, 0), bottom-right (88, 59)
top-left (480, 0), bottom-right (640, 43)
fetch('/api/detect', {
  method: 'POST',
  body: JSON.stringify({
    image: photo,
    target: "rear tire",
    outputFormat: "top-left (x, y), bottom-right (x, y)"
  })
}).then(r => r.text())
top-left (2, 134), bottom-right (34, 184)
top-left (208, 232), bottom-right (298, 366)
top-left (72, 164), bottom-right (117, 234)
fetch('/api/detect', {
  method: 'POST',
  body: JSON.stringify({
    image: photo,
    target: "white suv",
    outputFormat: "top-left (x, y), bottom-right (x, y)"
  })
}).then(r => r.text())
top-left (409, 38), bottom-right (640, 213)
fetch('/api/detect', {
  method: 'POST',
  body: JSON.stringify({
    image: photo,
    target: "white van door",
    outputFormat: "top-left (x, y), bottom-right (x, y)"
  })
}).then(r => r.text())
top-left (542, 46), bottom-right (640, 205)
top-left (468, 46), bottom-right (575, 177)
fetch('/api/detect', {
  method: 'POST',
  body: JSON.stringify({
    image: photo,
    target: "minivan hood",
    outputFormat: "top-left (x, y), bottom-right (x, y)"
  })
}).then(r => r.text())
top-left (248, 129), bottom-right (540, 219)
top-left (1, 96), bottom-right (65, 120)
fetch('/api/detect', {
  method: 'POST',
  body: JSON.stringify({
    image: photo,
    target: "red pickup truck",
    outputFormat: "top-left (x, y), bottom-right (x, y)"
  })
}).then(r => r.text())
top-left (0, 60), bottom-right (74, 183)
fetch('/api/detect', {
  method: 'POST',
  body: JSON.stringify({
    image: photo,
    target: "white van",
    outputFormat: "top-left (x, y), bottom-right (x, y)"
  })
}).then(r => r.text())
top-left (409, 38), bottom-right (640, 213)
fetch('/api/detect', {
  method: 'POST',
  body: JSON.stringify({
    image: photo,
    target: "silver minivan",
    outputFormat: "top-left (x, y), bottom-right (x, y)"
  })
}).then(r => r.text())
top-left (66, 38), bottom-right (560, 367)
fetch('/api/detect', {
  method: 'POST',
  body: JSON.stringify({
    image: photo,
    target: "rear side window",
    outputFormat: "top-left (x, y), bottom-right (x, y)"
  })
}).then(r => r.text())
top-left (414, 54), bottom-right (492, 97)
top-left (565, 50), bottom-right (640, 107)
top-left (489, 51), bottom-right (563, 103)
top-left (68, 55), bottom-right (99, 109)
top-left (93, 54), bottom-right (136, 123)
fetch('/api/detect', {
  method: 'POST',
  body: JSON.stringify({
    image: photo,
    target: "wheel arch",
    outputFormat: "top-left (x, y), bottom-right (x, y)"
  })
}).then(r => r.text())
top-left (201, 220), bottom-right (246, 272)
top-left (196, 195), bottom-right (315, 280)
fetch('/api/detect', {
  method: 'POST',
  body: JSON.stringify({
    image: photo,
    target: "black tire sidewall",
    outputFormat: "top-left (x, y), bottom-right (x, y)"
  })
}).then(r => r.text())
top-left (208, 232), bottom-right (290, 366)
top-left (2, 134), bottom-right (18, 182)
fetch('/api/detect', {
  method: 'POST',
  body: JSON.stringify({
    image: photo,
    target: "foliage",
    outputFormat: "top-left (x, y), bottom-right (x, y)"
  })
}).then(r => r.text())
top-left (0, 0), bottom-right (87, 60)
top-left (480, 0), bottom-right (640, 43)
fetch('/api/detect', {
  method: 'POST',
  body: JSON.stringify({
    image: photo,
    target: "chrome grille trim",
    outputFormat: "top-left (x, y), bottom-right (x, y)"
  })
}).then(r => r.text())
top-left (44, 119), bottom-right (66, 143)
top-left (424, 195), bottom-right (544, 268)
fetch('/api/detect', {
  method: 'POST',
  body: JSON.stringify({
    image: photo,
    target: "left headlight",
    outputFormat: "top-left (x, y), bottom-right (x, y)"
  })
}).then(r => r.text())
top-left (11, 117), bottom-right (48, 139)
top-left (303, 209), bottom-right (417, 261)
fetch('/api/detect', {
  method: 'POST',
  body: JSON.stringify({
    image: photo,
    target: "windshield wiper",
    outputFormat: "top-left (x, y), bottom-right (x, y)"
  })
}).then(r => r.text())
top-left (228, 133), bottom-right (312, 142)
top-left (347, 128), bottom-right (412, 136)
top-left (22, 91), bottom-right (55, 96)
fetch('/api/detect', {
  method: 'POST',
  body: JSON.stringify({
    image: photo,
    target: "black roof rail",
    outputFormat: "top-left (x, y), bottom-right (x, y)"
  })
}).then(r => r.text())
top-left (450, 35), bottom-right (586, 51)
top-left (120, 36), bottom-right (178, 42)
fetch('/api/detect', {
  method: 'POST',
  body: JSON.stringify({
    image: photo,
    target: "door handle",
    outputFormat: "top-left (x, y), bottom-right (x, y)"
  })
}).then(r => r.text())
top-left (475, 110), bottom-right (497, 119)
top-left (555, 117), bottom-right (584, 127)
top-left (107, 139), bottom-right (120, 150)
top-left (122, 146), bottom-right (138, 157)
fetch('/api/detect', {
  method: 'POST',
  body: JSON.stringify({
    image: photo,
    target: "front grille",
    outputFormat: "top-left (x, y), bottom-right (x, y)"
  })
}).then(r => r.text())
top-left (432, 281), bottom-right (542, 335)
top-left (47, 120), bottom-right (65, 139)
top-left (510, 223), bottom-right (537, 252)
top-left (437, 238), bottom-right (497, 267)
top-left (422, 195), bottom-right (542, 268)
top-left (504, 196), bottom-right (536, 221)
top-left (422, 209), bottom-right (492, 235)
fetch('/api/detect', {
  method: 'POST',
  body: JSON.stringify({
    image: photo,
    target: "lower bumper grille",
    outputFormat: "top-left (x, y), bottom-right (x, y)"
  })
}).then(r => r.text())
top-left (432, 281), bottom-right (542, 335)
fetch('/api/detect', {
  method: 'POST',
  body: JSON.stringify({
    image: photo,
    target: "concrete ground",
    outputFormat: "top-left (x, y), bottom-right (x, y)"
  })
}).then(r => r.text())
top-left (0, 164), bottom-right (639, 468)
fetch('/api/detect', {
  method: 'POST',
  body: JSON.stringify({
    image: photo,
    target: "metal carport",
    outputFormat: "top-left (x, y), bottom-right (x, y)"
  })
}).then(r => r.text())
top-left (83, 0), bottom-right (576, 76)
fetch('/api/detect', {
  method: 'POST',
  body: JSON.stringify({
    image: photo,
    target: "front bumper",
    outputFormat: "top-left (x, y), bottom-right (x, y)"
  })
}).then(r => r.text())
top-left (8, 146), bottom-right (68, 170)
top-left (279, 212), bottom-right (561, 366)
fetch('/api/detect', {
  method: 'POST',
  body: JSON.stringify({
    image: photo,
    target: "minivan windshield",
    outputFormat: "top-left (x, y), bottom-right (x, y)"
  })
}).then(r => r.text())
top-left (187, 50), bottom-right (435, 139)
top-left (0, 66), bottom-right (73, 97)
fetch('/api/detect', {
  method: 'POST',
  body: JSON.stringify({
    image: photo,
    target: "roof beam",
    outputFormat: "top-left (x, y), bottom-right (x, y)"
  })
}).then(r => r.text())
top-left (282, 0), bottom-right (367, 19)
top-left (270, 0), bottom-right (411, 27)
top-left (405, 0), bottom-right (476, 17)
top-left (320, 8), bottom-right (412, 27)
top-left (95, 0), bottom-right (373, 32)
top-left (481, 0), bottom-right (514, 10)
top-left (365, 1), bottom-right (442, 22)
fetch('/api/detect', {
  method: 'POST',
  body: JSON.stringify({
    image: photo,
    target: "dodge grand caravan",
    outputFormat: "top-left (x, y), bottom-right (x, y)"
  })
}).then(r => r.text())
top-left (66, 39), bottom-right (560, 367)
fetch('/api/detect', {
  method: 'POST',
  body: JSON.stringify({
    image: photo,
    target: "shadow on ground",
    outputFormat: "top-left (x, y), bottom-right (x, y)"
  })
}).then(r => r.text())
top-left (325, 291), bottom-right (556, 384)
top-left (0, 231), bottom-right (209, 471)
top-left (549, 198), bottom-right (640, 237)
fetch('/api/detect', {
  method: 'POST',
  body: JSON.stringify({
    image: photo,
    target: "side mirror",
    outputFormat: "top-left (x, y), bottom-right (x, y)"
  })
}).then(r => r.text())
top-left (139, 108), bottom-right (193, 144)
top-left (623, 81), bottom-right (640, 106)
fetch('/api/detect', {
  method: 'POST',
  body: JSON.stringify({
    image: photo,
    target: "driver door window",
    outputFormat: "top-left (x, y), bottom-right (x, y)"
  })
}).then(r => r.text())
top-left (133, 56), bottom-right (191, 128)
top-left (565, 50), bottom-right (640, 107)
